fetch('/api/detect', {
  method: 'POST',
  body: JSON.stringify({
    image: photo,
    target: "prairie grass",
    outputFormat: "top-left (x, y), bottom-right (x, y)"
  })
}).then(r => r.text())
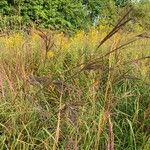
top-left (0, 25), bottom-right (150, 150)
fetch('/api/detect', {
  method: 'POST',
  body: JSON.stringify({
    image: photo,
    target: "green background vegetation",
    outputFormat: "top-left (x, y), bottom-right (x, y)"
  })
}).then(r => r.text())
top-left (0, 0), bottom-right (150, 32)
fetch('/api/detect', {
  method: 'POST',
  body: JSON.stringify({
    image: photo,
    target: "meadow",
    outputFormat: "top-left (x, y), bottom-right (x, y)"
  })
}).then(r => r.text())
top-left (0, 24), bottom-right (150, 150)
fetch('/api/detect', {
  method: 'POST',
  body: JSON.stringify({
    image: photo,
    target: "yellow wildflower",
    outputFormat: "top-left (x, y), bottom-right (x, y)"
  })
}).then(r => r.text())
top-left (47, 51), bottom-right (54, 59)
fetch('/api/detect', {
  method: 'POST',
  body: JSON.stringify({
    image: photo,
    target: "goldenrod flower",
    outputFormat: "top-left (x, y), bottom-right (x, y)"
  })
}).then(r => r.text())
top-left (47, 51), bottom-right (54, 59)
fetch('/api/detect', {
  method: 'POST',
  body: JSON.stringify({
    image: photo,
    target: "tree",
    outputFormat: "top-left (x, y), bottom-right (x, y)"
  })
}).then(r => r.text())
top-left (1, 0), bottom-right (149, 32)
top-left (48, 0), bottom-right (90, 32)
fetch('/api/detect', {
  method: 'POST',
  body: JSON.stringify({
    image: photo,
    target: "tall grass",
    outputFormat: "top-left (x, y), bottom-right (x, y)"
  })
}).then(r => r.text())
top-left (0, 25), bottom-right (150, 150)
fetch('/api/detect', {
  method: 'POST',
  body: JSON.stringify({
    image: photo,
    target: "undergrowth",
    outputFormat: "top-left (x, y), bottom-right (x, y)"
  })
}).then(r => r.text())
top-left (0, 21), bottom-right (150, 150)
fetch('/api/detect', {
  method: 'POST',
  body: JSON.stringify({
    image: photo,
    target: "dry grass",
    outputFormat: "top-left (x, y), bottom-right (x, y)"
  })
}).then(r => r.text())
top-left (0, 21), bottom-right (150, 149)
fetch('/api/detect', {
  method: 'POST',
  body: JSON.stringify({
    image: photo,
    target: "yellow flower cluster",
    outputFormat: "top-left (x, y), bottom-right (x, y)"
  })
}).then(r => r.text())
top-left (54, 32), bottom-right (70, 50)
top-left (47, 51), bottom-right (54, 59)
top-left (4, 33), bottom-right (24, 49)
top-left (0, 26), bottom-right (149, 79)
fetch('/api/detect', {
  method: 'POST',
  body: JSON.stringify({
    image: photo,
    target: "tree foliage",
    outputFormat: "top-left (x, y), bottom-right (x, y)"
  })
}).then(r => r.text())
top-left (0, 0), bottom-right (150, 32)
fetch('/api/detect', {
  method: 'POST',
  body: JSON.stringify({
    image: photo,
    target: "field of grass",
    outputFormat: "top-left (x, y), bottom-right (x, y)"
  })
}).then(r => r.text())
top-left (0, 26), bottom-right (150, 150)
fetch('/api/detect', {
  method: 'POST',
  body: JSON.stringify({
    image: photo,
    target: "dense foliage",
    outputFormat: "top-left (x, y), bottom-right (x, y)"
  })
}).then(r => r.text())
top-left (0, 0), bottom-right (150, 31)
